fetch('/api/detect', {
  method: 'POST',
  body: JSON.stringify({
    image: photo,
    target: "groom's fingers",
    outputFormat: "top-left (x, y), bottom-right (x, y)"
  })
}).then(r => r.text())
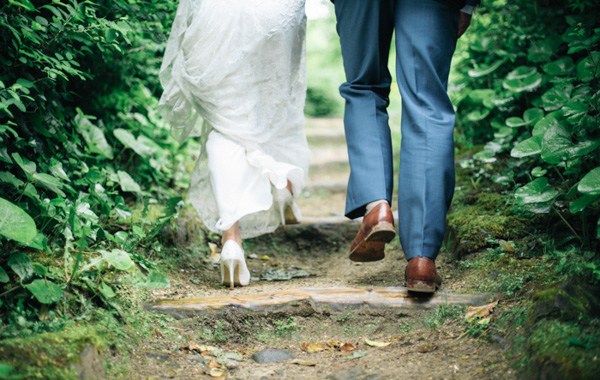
top-left (458, 11), bottom-right (472, 38)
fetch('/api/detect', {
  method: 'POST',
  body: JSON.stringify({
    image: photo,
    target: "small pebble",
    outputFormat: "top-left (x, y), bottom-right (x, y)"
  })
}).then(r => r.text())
top-left (251, 348), bottom-right (293, 364)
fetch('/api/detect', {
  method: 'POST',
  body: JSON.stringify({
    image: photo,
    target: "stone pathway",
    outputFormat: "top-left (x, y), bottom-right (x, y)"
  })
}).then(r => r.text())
top-left (131, 118), bottom-right (513, 380)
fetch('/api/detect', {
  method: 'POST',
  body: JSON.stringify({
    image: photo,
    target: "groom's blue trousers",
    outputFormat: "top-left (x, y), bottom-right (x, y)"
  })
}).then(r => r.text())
top-left (334, 0), bottom-right (460, 261)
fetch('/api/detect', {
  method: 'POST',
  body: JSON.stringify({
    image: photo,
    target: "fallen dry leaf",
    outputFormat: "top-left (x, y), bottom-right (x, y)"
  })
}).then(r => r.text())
top-left (365, 338), bottom-right (392, 348)
top-left (260, 255), bottom-right (270, 261)
top-left (208, 368), bottom-right (226, 378)
top-left (339, 343), bottom-right (356, 352)
top-left (343, 351), bottom-right (367, 360)
top-left (290, 359), bottom-right (317, 366)
top-left (301, 342), bottom-right (326, 353)
top-left (208, 359), bottom-right (220, 368)
top-left (465, 301), bottom-right (499, 321)
top-left (417, 344), bottom-right (437, 353)
top-left (208, 243), bottom-right (220, 263)
top-left (326, 341), bottom-right (342, 349)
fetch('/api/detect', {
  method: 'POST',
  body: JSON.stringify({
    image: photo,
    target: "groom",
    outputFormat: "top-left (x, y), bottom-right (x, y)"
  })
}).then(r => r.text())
top-left (333, 0), bottom-right (479, 293)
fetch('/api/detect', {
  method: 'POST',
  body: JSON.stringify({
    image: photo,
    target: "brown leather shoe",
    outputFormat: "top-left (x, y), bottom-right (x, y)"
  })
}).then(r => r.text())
top-left (349, 202), bottom-right (396, 262)
top-left (405, 257), bottom-right (442, 293)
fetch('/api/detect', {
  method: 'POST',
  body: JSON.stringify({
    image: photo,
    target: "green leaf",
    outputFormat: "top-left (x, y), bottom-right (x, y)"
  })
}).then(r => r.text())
top-left (514, 177), bottom-right (558, 213)
top-left (11, 152), bottom-right (36, 178)
top-left (0, 198), bottom-right (37, 243)
top-left (0, 172), bottom-right (24, 189)
top-left (0, 362), bottom-right (23, 379)
top-left (578, 167), bottom-right (600, 196)
top-left (563, 101), bottom-right (589, 124)
top-left (33, 173), bottom-right (65, 197)
top-left (25, 279), bottom-right (63, 304)
top-left (531, 167), bottom-right (547, 177)
top-left (541, 83), bottom-right (573, 112)
top-left (99, 282), bottom-right (116, 298)
top-left (511, 135), bottom-right (542, 158)
top-left (468, 59), bottom-right (506, 78)
top-left (523, 108), bottom-right (545, 125)
top-left (468, 89), bottom-right (496, 104)
top-left (541, 121), bottom-right (600, 164)
top-left (527, 39), bottom-right (556, 63)
top-left (8, 253), bottom-right (33, 281)
top-left (503, 69), bottom-right (543, 93)
top-left (102, 249), bottom-right (134, 271)
top-left (466, 109), bottom-right (490, 122)
top-left (113, 129), bottom-right (153, 158)
top-left (0, 266), bottom-right (9, 283)
top-left (569, 194), bottom-right (599, 213)
top-left (49, 159), bottom-right (70, 182)
top-left (8, 0), bottom-right (35, 11)
top-left (76, 114), bottom-right (114, 160)
top-left (532, 111), bottom-right (564, 137)
top-left (543, 57), bottom-right (575, 76)
top-left (0, 147), bottom-right (11, 164)
top-left (577, 51), bottom-right (600, 83)
top-left (117, 171), bottom-right (142, 193)
top-left (137, 271), bottom-right (170, 289)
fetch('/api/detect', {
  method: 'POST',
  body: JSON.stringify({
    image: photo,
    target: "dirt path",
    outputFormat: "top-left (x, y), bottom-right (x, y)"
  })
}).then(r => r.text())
top-left (126, 119), bottom-right (514, 380)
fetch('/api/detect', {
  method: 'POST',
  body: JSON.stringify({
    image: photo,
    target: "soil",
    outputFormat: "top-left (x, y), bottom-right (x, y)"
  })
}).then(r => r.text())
top-left (124, 119), bottom-right (515, 380)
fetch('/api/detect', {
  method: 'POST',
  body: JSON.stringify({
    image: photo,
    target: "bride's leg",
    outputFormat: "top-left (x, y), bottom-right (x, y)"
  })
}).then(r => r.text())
top-left (222, 221), bottom-right (242, 246)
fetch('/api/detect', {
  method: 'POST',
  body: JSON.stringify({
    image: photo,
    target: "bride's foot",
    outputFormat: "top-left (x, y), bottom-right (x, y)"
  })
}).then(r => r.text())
top-left (220, 240), bottom-right (250, 289)
top-left (273, 186), bottom-right (301, 226)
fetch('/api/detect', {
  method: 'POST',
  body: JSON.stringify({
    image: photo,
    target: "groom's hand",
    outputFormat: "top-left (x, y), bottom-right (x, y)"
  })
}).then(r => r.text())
top-left (458, 11), bottom-right (472, 38)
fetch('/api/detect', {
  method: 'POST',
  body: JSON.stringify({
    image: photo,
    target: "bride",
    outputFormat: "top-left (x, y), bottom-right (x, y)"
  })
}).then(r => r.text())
top-left (158, 0), bottom-right (311, 289)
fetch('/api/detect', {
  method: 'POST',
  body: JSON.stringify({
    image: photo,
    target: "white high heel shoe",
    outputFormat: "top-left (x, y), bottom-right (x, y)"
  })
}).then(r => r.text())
top-left (220, 240), bottom-right (250, 289)
top-left (273, 187), bottom-right (301, 226)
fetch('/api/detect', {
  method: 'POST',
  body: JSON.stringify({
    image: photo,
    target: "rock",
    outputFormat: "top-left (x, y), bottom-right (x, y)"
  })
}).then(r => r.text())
top-left (75, 344), bottom-right (105, 380)
top-left (326, 367), bottom-right (385, 380)
top-left (251, 349), bottom-right (293, 364)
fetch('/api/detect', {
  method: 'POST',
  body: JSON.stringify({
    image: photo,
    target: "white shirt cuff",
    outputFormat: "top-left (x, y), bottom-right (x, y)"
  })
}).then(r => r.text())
top-left (460, 5), bottom-right (475, 14)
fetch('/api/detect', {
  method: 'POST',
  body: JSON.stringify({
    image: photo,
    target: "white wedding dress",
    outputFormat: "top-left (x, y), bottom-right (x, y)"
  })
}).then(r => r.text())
top-left (159, 0), bottom-right (311, 238)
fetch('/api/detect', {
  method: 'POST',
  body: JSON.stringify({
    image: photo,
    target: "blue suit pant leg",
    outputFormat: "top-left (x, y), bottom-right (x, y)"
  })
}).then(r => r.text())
top-left (394, 0), bottom-right (459, 260)
top-left (334, 0), bottom-right (396, 219)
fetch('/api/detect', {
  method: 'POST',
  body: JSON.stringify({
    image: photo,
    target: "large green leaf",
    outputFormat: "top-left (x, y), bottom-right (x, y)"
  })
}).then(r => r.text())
top-left (0, 172), bottom-right (24, 189)
top-left (541, 83), bottom-right (573, 112)
top-left (569, 194), bottom-right (599, 213)
top-left (543, 57), bottom-right (575, 76)
top-left (117, 171), bottom-right (142, 193)
top-left (532, 111), bottom-right (563, 137)
top-left (541, 121), bottom-right (600, 164)
top-left (578, 167), bottom-right (600, 196)
top-left (136, 271), bottom-right (170, 289)
top-left (466, 109), bottom-right (490, 122)
top-left (514, 177), bottom-right (558, 213)
top-left (511, 135), bottom-right (542, 158)
top-left (0, 198), bottom-right (37, 243)
top-left (113, 129), bottom-right (154, 158)
top-left (577, 51), bottom-right (600, 83)
top-left (468, 59), bottom-right (506, 78)
top-left (25, 279), bottom-right (63, 304)
top-left (506, 108), bottom-right (544, 128)
top-left (102, 249), bottom-right (134, 271)
top-left (76, 114), bottom-right (114, 160)
top-left (33, 173), bottom-right (65, 197)
top-left (11, 152), bottom-right (36, 179)
top-left (503, 68), bottom-right (543, 93)
top-left (8, 253), bottom-right (33, 281)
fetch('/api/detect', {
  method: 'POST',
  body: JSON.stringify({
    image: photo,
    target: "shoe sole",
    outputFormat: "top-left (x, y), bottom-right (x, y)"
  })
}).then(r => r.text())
top-left (406, 280), bottom-right (438, 293)
top-left (349, 222), bottom-right (396, 262)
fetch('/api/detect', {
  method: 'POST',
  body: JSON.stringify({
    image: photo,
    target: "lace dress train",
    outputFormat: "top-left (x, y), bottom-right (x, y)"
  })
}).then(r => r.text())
top-left (159, 0), bottom-right (310, 238)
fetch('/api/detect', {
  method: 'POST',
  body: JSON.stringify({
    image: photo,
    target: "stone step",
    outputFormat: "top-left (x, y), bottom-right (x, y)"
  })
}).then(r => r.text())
top-left (147, 287), bottom-right (491, 318)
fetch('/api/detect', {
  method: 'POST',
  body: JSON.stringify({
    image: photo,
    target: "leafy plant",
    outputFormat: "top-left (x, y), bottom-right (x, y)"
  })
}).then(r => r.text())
top-left (452, 0), bottom-right (600, 245)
